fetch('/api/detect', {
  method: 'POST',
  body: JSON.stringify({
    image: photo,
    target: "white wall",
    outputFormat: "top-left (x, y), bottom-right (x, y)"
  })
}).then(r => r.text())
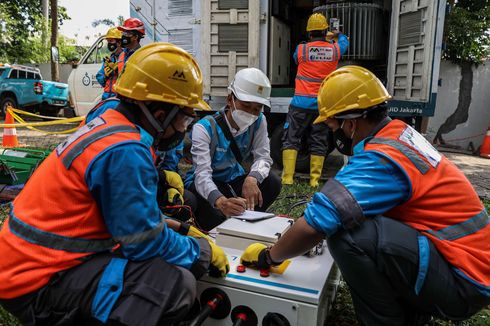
top-left (427, 60), bottom-right (490, 149)
top-left (27, 63), bottom-right (74, 84)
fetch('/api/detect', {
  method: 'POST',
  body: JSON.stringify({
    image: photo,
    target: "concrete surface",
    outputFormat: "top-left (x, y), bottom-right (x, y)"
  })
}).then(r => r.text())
top-left (442, 150), bottom-right (490, 200)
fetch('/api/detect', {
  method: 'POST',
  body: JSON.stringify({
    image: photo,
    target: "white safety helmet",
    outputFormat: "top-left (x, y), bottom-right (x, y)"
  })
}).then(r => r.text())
top-left (228, 68), bottom-right (272, 108)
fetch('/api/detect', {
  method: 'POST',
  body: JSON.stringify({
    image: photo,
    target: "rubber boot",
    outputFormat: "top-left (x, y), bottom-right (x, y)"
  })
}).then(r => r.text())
top-left (281, 149), bottom-right (298, 185)
top-left (310, 155), bottom-right (325, 187)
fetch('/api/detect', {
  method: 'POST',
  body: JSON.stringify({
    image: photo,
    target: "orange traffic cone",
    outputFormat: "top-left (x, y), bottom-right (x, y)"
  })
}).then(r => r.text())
top-left (480, 126), bottom-right (490, 159)
top-left (2, 109), bottom-right (19, 148)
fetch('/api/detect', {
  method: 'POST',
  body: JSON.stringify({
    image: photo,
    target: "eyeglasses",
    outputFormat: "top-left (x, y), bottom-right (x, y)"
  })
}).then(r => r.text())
top-left (177, 110), bottom-right (196, 129)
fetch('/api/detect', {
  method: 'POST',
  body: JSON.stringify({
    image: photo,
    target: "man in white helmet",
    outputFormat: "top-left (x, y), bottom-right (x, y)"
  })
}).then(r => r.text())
top-left (185, 68), bottom-right (281, 230)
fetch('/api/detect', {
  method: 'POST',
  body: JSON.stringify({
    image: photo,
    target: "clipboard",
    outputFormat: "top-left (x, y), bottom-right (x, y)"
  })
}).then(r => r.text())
top-left (231, 210), bottom-right (275, 222)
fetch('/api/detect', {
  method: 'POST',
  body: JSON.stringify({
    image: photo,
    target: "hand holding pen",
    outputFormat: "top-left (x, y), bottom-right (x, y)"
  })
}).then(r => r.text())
top-left (214, 184), bottom-right (247, 217)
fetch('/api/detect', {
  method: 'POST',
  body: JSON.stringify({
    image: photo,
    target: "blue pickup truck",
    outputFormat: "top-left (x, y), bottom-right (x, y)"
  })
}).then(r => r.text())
top-left (0, 64), bottom-right (69, 116)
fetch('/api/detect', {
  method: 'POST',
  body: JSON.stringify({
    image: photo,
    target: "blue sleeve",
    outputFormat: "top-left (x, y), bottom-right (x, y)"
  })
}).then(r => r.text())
top-left (96, 62), bottom-right (106, 87)
top-left (293, 45), bottom-right (299, 64)
top-left (337, 34), bottom-right (349, 56)
top-left (86, 142), bottom-right (201, 269)
top-left (85, 100), bottom-right (119, 123)
top-left (304, 150), bottom-right (411, 236)
top-left (160, 141), bottom-right (184, 171)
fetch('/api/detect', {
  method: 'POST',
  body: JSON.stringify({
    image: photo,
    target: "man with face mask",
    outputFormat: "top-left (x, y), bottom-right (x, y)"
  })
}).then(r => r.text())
top-left (240, 66), bottom-right (490, 325)
top-left (0, 43), bottom-right (230, 325)
top-left (185, 68), bottom-right (281, 231)
top-left (117, 18), bottom-right (145, 74)
top-left (96, 27), bottom-right (123, 100)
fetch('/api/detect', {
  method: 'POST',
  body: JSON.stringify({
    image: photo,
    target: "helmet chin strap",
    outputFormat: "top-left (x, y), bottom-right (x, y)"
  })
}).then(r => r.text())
top-left (137, 102), bottom-right (179, 145)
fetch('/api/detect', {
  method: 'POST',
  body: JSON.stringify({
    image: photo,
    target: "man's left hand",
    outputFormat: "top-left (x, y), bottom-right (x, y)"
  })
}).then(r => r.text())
top-left (241, 176), bottom-right (262, 210)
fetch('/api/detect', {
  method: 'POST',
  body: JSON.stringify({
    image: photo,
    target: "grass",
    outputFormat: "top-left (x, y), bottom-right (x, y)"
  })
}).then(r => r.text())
top-left (0, 191), bottom-right (488, 325)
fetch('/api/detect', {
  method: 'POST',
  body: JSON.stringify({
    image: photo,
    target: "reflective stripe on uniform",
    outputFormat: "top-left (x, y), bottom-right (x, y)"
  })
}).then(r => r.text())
top-left (320, 178), bottom-right (365, 229)
top-left (368, 138), bottom-right (430, 175)
top-left (295, 75), bottom-right (325, 83)
top-left (62, 125), bottom-right (138, 169)
top-left (113, 214), bottom-right (165, 245)
top-left (8, 213), bottom-right (116, 253)
top-left (426, 209), bottom-right (489, 241)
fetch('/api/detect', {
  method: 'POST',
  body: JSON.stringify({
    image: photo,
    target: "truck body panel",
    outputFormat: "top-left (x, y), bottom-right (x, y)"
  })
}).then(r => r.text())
top-left (0, 64), bottom-right (69, 115)
top-left (67, 0), bottom-right (445, 123)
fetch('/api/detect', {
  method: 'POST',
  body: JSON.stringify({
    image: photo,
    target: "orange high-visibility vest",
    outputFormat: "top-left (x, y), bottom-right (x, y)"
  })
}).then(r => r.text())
top-left (117, 51), bottom-right (126, 75)
top-left (365, 119), bottom-right (490, 288)
top-left (294, 40), bottom-right (340, 98)
top-left (0, 110), bottom-right (144, 299)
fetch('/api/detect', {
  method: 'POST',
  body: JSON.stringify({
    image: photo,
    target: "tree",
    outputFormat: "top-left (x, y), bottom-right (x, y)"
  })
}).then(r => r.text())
top-left (434, 0), bottom-right (490, 145)
top-left (0, 0), bottom-right (69, 64)
top-left (50, 0), bottom-right (59, 81)
top-left (92, 19), bottom-right (115, 28)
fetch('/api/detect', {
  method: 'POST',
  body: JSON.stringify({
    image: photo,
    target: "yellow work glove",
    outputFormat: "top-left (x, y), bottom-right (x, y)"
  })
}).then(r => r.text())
top-left (162, 188), bottom-right (184, 216)
top-left (241, 243), bottom-right (279, 270)
top-left (164, 170), bottom-right (184, 195)
top-left (207, 240), bottom-right (230, 278)
top-left (179, 222), bottom-right (229, 277)
top-left (104, 60), bottom-right (117, 77)
top-left (158, 170), bottom-right (185, 216)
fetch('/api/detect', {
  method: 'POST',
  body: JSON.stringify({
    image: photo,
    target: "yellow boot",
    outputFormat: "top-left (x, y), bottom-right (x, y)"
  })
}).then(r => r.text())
top-left (281, 149), bottom-right (298, 185)
top-left (310, 155), bottom-right (325, 187)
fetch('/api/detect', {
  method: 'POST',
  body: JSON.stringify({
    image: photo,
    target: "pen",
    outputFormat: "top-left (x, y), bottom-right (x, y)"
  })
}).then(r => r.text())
top-left (227, 183), bottom-right (238, 198)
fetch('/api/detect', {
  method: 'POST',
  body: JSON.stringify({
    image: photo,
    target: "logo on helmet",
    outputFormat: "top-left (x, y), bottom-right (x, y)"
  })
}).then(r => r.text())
top-left (257, 86), bottom-right (264, 94)
top-left (170, 70), bottom-right (187, 82)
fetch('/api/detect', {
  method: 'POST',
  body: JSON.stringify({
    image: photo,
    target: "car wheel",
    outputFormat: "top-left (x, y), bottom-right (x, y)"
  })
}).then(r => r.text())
top-left (0, 96), bottom-right (18, 117)
top-left (39, 105), bottom-right (61, 117)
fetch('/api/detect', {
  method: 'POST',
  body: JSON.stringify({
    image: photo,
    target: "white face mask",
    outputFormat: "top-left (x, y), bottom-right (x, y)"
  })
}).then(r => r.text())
top-left (231, 97), bottom-right (258, 130)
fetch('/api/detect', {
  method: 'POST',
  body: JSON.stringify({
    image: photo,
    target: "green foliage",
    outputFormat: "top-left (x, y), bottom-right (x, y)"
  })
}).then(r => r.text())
top-left (0, 305), bottom-right (19, 326)
top-left (444, 0), bottom-right (490, 64)
top-left (0, 1), bottom-right (71, 64)
top-left (92, 18), bottom-right (115, 28)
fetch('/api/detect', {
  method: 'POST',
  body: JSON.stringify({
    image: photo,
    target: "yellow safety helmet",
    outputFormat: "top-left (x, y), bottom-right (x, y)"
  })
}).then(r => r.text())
top-left (114, 42), bottom-right (210, 111)
top-left (307, 13), bottom-right (328, 32)
top-left (106, 27), bottom-right (122, 40)
top-left (314, 66), bottom-right (392, 124)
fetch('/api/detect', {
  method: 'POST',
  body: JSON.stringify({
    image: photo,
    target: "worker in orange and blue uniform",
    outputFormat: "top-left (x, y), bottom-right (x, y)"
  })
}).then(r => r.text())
top-left (281, 12), bottom-right (349, 187)
top-left (242, 66), bottom-right (490, 325)
top-left (96, 27), bottom-right (123, 100)
top-left (117, 18), bottom-right (145, 73)
top-left (85, 97), bottom-right (196, 222)
top-left (0, 43), bottom-right (229, 325)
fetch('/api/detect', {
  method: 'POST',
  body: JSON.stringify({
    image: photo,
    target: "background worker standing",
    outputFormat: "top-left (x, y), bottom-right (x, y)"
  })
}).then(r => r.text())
top-left (0, 43), bottom-right (229, 325)
top-left (96, 27), bottom-right (123, 100)
top-left (117, 17), bottom-right (145, 72)
top-left (242, 66), bottom-right (490, 325)
top-left (282, 12), bottom-right (349, 187)
top-left (186, 68), bottom-right (281, 231)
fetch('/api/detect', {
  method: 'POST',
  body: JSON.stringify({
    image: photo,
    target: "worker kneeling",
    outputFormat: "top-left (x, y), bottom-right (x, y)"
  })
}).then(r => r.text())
top-left (185, 68), bottom-right (281, 231)
top-left (0, 43), bottom-right (229, 325)
top-left (241, 66), bottom-right (490, 325)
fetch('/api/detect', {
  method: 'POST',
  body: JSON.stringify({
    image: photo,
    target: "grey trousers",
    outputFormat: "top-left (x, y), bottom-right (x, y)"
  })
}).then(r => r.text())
top-left (328, 216), bottom-right (490, 326)
top-left (0, 253), bottom-right (198, 326)
top-left (282, 105), bottom-right (334, 156)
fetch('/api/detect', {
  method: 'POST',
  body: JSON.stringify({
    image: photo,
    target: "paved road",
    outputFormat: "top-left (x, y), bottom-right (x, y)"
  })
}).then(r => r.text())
top-left (443, 151), bottom-right (490, 200)
top-left (294, 150), bottom-right (489, 201)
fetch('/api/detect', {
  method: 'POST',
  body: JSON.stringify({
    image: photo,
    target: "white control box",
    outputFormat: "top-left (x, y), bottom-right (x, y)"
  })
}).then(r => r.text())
top-left (197, 218), bottom-right (340, 326)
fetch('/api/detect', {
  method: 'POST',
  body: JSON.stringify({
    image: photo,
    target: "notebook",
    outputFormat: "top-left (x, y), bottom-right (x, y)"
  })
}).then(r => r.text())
top-left (231, 210), bottom-right (275, 221)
